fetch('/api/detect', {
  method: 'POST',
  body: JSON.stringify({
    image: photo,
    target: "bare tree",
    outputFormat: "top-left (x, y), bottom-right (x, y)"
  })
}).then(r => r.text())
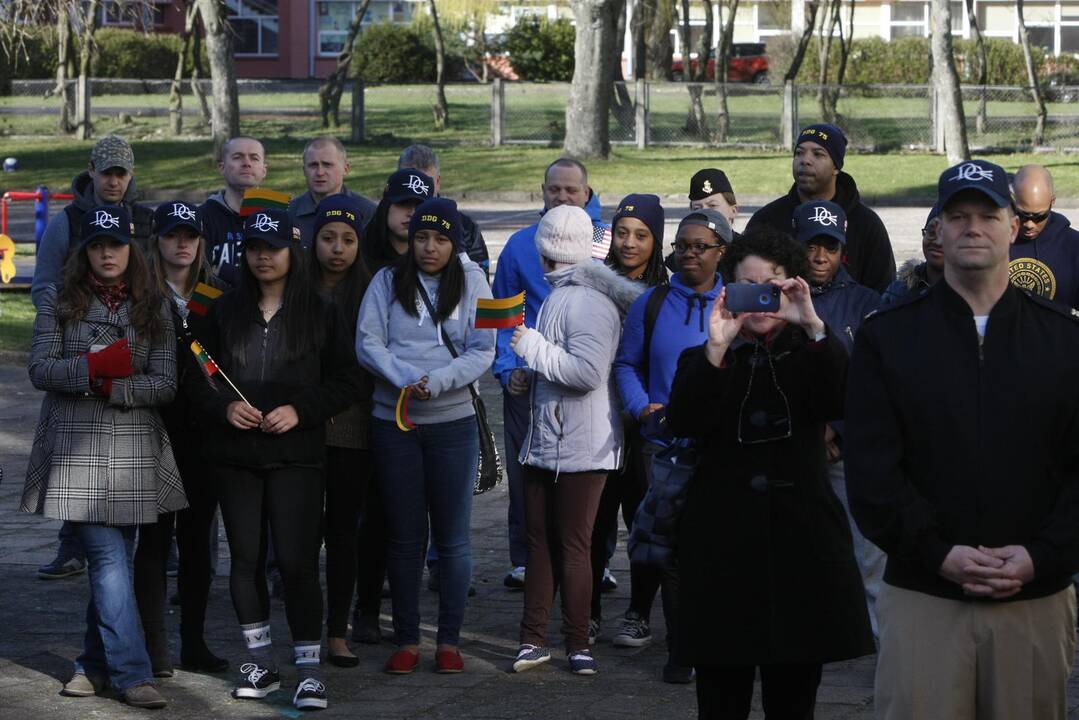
top-left (631, 0), bottom-right (651, 79)
top-left (54, 8), bottom-right (76, 134)
top-left (73, 0), bottom-right (101, 140)
top-left (169, 2), bottom-right (203, 135)
top-left (1016, 0), bottom-right (1048, 146)
top-left (194, 0), bottom-right (240, 154)
top-left (930, 0), bottom-right (969, 162)
top-left (610, 0), bottom-right (635, 130)
top-left (565, 0), bottom-right (619, 158)
top-left (964, 0), bottom-right (988, 134)
top-left (817, 0), bottom-right (852, 124)
top-left (715, 0), bottom-right (738, 141)
top-left (188, 8), bottom-right (212, 125)
top-left (318, 0), bottom-right (372, 128)
top-left (680, 0), bottom-right (709, 137)
top-left (647, 0), bottom-right (676, 79)
top-left (428, 0), bottom-right (449, 130)
top-left (780, 1), bottom-right (822, 144)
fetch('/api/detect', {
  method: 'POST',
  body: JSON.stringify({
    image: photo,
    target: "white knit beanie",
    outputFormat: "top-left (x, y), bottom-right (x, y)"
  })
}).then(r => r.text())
top-left (534, 204), bottom-right (593, 265)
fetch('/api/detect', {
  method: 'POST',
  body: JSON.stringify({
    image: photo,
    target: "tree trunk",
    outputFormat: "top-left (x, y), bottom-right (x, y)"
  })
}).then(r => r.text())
top-left (195, 0), bottom-right (240, 155)
top-left (782, 1), bottom-right (822, 143)
top-left (930, 0), bottom-right (970, 162)
top-left (75, 0), bottom-right (101, 141)
top-left (817, 0), bottom-right (838, 122)
top-left (54, 8), bottom-right (75, 134)
top-left (965, 0), bottom-right (987, 134)
top-left (828, 0), bottom-right (855, 126)
top-left (680, 0), bottom-right (709, 137)
top-left (428, 0), bottom-right (449, 131)
top-left (1016, 0), bottom-right (1047, 146)
top-left (647, 0), bottom-right (675, 80)
top-left (716, 0), bottom-right (738, 142)
top-left (631, 0), bottom-right (650, 80)
top-left (610, 0), bottom-right (634, 130)
top-left (565, 0), bottom-right (618, 159)
top-left (319, 0), bottom-right (371, 128)
top-left (188, 9), bottom-right (211, 125)
top-left (169, 15), bottom-right (193, 136)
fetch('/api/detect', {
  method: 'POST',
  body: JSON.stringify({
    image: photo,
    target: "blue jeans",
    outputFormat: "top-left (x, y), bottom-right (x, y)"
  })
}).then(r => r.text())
top-left (71, 523), bottom-right (153, 691)
top-left (373, 416), bottom-right (478, 647)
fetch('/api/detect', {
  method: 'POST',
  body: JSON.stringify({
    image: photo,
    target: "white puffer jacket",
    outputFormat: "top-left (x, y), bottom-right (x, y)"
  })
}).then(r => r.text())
top-left (514, 262), bottom-right (645, 474)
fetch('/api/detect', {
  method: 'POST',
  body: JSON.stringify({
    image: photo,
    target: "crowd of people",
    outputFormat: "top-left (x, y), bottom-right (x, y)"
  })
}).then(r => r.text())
top-left (17, 122), bottom-right (1079, 718)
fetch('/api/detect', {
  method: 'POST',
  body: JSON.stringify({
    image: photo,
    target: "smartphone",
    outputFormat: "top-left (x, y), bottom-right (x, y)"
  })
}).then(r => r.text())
top-left (726, 283), bottom-right (781, 314)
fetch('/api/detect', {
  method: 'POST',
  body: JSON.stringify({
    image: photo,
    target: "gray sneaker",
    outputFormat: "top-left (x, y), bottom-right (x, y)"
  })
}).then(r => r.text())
top-left (124, 683), bottom-right (167, 709)
top-left (612, 612), bottom-right (652, 648)
top-left (61, 672), bottom-right (106, 697)
top-left (38, 556), bottom-right (86, 580)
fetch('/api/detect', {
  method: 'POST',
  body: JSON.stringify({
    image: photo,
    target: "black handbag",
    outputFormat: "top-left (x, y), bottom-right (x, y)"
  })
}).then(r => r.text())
top-left (627, 440), bottom-right (699, 568)
top-left (416, 282), bottom-right (503, 495)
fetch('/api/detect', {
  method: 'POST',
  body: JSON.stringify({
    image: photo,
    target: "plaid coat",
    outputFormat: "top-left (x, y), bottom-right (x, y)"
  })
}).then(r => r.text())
top-left (21, 286), bottom-right (188, 525)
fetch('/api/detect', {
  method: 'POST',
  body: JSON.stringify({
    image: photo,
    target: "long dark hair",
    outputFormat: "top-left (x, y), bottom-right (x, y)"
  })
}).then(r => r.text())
top-left (605, 220), bottom-right (668, 288)
top-left (58, 242), bottom-right (165, 342)
top-left (392, 241), bottom-right (465, 322)
top-left (223, 243), bottom-right (327, 367)
top-left (309, 227), bottom-right (371, 338)
top-left (361, 198), bottom-right (399, 274)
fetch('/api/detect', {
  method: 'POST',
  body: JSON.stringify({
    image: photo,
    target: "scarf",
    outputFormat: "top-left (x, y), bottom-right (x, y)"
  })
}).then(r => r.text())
top-left (89, 273), bottom-right (130, 314)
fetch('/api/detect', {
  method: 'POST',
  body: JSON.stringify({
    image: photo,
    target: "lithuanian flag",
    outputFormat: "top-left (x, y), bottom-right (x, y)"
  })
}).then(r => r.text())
top-left (475, 292), bottom-right (525, 329)
top-left (190, 340), bottom-right (219, 377)
top-left (395, 386), bottom-right (416, 432)
top-left (240, 188), bottom-right (291, 217)
top-left (187, 282), bottom-right (223, 317)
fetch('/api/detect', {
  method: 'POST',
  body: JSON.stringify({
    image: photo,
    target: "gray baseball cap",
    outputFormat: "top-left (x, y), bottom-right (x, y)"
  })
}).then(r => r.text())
top-left (677, 208), bottom-right (733, 244)
top-left (90, 135), bottom-right (135, 173)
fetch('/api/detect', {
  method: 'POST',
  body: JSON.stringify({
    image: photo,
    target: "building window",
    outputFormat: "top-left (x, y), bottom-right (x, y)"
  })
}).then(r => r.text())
top-left (228, 0), bottom-right (279, 57)
top-left (757, 1), bottom-right (790, 30)
top-left (99, 1), bottom-right (166, 28)
top-left (317, 1), bottom-right (415, 57)
top-left (890, 0), bottom-right (927, 38)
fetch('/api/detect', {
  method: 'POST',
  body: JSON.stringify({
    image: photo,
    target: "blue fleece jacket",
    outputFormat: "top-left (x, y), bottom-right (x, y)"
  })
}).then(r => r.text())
top-left (810, 265), bottom-right (880, 356)
top-left (1009, 211), bottom-right (1079, 309)
top-left (491, 192), bottom-right (608, 385)
top-left (614, 273), bottom-right (724, 446)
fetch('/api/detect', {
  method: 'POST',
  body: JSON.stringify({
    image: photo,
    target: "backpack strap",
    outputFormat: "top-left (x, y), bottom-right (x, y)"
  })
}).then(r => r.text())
top-left (641, 285), bottom-right (671, 378)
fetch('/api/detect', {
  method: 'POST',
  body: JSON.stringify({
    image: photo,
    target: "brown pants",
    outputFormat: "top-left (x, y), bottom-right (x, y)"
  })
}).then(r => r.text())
top-left (875, 582), bottom-right (1076, 720)
top-left (519, 466), bottom-right (607, 653)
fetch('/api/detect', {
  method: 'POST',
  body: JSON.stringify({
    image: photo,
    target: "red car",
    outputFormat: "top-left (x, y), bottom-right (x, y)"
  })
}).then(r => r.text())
top-left (671, 42), bottom-right (769, 83)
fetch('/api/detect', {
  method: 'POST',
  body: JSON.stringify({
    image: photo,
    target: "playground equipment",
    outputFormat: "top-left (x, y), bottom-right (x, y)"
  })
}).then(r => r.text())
top-left (1, 186), bottom-right (73, 285)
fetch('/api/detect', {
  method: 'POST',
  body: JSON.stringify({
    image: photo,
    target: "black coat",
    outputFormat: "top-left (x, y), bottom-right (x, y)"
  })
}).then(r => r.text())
top-left (845, 281), bottom-right (1079, 602)
top-left (747, 172), bottom-right (896, 293)
top-left (666, 327), bottom-right (874, 667)
top-left (184, 291), bottom-right (366, 469)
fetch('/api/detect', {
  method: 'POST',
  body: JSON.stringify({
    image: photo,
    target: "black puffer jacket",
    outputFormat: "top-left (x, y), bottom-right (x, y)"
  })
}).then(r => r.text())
top-left (184, 291), bottom-right (365, 469)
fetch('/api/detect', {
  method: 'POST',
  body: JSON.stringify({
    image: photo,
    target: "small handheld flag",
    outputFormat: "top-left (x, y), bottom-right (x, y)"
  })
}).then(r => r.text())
top-left (592, 225), bottom-right (612, 261)
top-left (395, 386), bottom-right (416, 432)
top-left (186, 282), bottom-right (223, 317)
top-left (475, 291), bottom-right (526, 330)
top-left (240, 188), bottom-right (291, 218)
top-left (190, 339), bottom-right (254, 408)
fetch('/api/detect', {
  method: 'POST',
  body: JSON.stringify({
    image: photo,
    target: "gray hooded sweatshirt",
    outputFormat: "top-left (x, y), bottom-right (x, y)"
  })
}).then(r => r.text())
top-left (356, 255), bottom-right (495, 425)
top-left (514, 261), bottom-right (645, 474)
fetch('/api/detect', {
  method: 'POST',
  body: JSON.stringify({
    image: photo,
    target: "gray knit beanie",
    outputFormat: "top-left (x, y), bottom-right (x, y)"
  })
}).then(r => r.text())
top-left (534, 205), bottom-right (593, 265)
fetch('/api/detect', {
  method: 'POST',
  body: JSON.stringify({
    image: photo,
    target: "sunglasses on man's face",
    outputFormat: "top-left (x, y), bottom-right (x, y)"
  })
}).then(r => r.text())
top-left (1016, 207), bottom-right (1052, 224)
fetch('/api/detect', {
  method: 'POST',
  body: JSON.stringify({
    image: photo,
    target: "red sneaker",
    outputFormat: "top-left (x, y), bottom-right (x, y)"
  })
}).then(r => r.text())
top-left (384, 649), bottom-right (420, 675)
top-left (435, 648), bottom-right (464, 674)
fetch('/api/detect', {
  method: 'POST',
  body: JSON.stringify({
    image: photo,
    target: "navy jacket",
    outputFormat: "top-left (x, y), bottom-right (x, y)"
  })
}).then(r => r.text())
top-left (880, 259), bottom-right (932, 308)
top-left (747, 172), bottom-right (896, 293)
top-left (809, 266), bottom-right (880, 356)
top-left (1009, 211), bottom-right (1079, 309)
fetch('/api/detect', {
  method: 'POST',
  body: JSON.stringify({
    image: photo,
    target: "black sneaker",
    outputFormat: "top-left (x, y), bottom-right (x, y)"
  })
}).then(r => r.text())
top-left (232, 662), bottom-right (280, 699)
top-left (293, 677), bottom-right (327, 710)
top-left (612, 611), bottom-right (652, 648)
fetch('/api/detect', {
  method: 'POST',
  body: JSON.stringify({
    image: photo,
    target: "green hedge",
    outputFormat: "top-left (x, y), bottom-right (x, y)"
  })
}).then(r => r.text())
top-left (352, 22), bottom-right (437, 83)
top-left (766, 35), bottom-right (1048, 86)
top-left (502, 17), bottom-right (575, 82)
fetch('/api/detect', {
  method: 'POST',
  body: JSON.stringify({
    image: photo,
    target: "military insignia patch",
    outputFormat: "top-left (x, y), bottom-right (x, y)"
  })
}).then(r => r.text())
top-left (1009, 258), bottom-right (1057, 300)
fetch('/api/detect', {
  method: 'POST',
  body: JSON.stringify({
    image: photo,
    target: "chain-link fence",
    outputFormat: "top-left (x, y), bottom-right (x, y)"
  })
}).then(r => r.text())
top-left (3, 78), bottom-right (1079, 152)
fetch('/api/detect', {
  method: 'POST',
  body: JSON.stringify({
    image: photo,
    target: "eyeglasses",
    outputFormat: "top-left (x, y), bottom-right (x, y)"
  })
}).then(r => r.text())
top-left (672, 241), bottom-right (724, 256)
top-left (737, 344), bottom-right (793, 445)
top-left (1016, 207), bottom-right (1052, 224)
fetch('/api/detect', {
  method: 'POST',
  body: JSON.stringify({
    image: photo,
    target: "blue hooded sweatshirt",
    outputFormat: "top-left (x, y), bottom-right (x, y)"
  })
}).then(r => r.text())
top-left (1009, 211), bottom-right (1079, 310)
top-left (613, 272), bottom-right (724, 446)
top-left (491, 191), bottom-right (609, 385)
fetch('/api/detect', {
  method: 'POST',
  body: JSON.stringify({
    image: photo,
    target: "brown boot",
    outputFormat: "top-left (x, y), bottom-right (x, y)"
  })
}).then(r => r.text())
top-left (123, 683), bottom-right (167, 709)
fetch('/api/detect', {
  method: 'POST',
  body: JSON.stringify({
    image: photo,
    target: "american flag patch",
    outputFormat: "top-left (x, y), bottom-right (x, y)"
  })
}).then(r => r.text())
top-left (592, 225), bottom-right (612, 261)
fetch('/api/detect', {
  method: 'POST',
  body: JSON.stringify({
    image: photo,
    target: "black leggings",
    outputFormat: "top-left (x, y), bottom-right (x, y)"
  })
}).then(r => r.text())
top-left (133, 512), bottom-right (173, 662)
top-left (217, 464), bottom-right (325, 642)
top-left (323, 446), bottom-right (372, 638)
top-left (354, 473), bottom-right (389, 618)
top-left (695, 663), bottom-right (823, 720)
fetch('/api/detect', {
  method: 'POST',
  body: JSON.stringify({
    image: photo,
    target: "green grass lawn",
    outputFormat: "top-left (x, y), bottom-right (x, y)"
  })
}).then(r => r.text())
top-left (1, 137), bottom-right (1078, 202)
top-left (0, 291), bottom-right (34, 354)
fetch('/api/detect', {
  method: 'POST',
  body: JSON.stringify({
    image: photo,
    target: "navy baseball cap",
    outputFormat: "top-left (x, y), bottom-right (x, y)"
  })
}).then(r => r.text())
top-left (937, 160), bottom-right (1011, 210)
top-left (152, 200), bottom-right (202, 237)
top-left (80, 205), bottom-right (132, 247)
top-left (243, 208), bottom-right (300, 249)
top-left (384, 168), bottom-right (434, 205)
top-left (793, 200), bottom-right (847, 246)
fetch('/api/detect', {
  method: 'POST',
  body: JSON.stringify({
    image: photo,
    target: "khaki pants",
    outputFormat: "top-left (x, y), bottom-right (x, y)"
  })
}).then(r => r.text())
top-left (875, 582), bottom-right (1076, 720)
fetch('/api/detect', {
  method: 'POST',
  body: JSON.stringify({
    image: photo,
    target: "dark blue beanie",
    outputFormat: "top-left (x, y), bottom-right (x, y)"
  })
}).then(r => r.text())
top-left (797, 124), bottom-right (848, 170)
top-left (313, 194), bottom-right (366, 242)
top-left (612, 193), bottom-right (665, 246)
top-left (409, 197), bottom-right (462, 248)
